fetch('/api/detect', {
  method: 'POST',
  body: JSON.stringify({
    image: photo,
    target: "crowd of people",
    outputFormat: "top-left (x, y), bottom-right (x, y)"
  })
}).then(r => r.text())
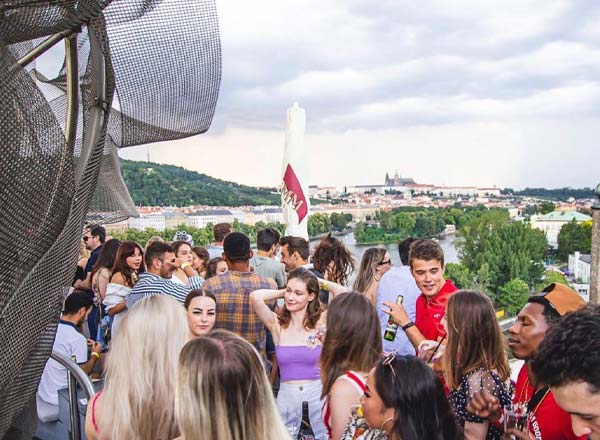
top-left (36, 221), bottom-right (600, 440)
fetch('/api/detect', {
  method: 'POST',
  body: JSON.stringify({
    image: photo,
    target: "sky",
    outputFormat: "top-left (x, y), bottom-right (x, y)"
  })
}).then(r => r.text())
top-left (118, 0), bottom-right (600, 190)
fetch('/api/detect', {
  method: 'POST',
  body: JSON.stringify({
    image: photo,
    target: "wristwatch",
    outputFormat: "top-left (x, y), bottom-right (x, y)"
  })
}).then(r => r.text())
top-left (401, 321), bottom-right (415, 331)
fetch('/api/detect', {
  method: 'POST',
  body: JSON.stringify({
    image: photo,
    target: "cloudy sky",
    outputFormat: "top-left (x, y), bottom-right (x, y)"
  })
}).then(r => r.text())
top-left (119, 0), bottom-right (600, 189)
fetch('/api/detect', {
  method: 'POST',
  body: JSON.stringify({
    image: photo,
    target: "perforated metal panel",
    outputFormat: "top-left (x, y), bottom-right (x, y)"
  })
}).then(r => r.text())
top-left (0, 1), bottom-right (221, 436)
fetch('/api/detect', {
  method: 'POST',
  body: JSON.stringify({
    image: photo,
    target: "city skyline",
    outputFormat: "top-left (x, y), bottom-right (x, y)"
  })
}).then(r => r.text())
top-left (119, 0), bottom-right (600, 189)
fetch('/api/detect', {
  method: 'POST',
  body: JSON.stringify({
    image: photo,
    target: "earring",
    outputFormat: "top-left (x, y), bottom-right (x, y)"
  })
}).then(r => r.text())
top-left (379, 416), bottom-right (394, 431)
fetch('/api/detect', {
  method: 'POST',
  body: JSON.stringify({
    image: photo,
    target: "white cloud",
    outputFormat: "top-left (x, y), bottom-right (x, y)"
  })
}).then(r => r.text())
top-left (119, 0), bottom-right (600, 189)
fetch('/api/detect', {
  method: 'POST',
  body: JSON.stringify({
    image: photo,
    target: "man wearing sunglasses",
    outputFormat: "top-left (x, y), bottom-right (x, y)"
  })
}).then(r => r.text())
top-left (74, 224), bottom-right (106, 340)
top-left (74, 224), bottom-right (106, 289)
top-left (127, 241), bottom-right (203, 308)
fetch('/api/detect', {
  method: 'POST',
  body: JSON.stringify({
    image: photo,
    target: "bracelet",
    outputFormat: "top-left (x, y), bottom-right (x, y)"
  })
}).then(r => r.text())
top-left (401, 321), bottom-right (415, 331)
top-left (181, 262), bottom-right (192, 270)
top-left (91, 351), bottom-right (100, 360)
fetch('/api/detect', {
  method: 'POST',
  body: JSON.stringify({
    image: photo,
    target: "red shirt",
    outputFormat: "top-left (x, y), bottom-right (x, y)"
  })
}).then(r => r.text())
top-left (415, 279), bottom-right (457, 340)
top-left (514, 364), bottom-right (584, 440)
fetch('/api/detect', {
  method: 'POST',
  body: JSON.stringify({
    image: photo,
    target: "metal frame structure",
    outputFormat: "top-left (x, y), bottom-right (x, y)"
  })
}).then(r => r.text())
top-left (49, 352), bottom-right (95, 440)
top-left (13, 26), bottom-right (107, 440)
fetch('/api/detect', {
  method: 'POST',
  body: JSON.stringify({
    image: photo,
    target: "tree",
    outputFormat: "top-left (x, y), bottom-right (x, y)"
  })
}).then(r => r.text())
top-left (444, 263), bottom-right (473, 289)
top-left (457, 215), bottom-right (548, 291)
top-left (557, 219), bottom-right (592, 261)
top-left (535, 270), bottom-right (570, 291)
top-left (497, 279), bottom-right (530, 316)
top-left (539, 202), bottom-right (555, 215)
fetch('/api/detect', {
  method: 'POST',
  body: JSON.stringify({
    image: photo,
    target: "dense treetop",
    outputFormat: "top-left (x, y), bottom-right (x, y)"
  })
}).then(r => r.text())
top-left (121, 159), bottom-right (280, 206)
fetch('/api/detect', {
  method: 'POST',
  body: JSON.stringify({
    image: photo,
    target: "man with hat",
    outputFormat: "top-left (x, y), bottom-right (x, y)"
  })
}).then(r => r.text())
top-left (468, 283), bottom-right (586, 439)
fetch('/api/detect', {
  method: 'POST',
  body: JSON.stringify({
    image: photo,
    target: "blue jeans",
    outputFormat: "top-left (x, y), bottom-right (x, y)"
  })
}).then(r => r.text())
top-left (87, 305), bottom-right (99, 341)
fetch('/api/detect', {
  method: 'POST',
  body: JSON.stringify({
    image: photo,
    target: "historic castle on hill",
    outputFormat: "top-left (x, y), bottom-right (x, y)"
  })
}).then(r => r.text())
top-left (385, 171), bottom-right (416, 187)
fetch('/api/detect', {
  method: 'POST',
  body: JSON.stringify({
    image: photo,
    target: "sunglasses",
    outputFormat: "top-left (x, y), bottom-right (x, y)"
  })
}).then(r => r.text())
top-left (383, 349), bottom-right (398, 381)
top-left (82, 236), bottom-right (91, 242)
top-left (378, 259), bottom-right (391, 266)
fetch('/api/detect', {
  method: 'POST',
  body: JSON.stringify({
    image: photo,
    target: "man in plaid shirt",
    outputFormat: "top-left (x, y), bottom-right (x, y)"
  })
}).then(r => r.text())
top-left (203, 232), bottom-right (276, 353)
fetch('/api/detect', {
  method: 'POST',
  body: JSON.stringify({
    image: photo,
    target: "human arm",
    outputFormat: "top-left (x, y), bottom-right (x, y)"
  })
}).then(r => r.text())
top-left (180, 259), bottom-right (199, 280)
top-left (96, 269), bottom-right (110, 300)
top-left (318, 278), bottom-right (347, 301)
top-left (464, 421), bottom-right (490, 440)
top-left (503, 428), bottom-right (534, 439)
top-left (79, 341), bottom-right (101, 375)
top-left (382, 300), bottom-right (426, 349)
top-left (249, 288), bottom-right (284, 331)
top-left (107, 302), bottom-right (126, 316)
top-left (466, 389), bottom-right (502, 424)
top-left (74, 272), bottom-right (92, 290)
top-left (329, 379), bottom-right (363, 440)
top-left (462, 370), bottom-right (509, 440)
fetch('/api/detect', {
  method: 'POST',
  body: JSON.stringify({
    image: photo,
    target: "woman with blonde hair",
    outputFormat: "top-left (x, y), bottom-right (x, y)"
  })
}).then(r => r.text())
top-left (85, 295), bottom-right (189, 440)
top-left (353, 248), bottom-right (392, 304)
top-left (444, 290), bottom-right (511, 440)
top-left (321, 291), bottom-right (382, 440)
top-left (174, 330), bottom-right (291, 440)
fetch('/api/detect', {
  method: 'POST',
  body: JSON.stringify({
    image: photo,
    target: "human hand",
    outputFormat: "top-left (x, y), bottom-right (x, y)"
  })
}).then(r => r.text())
top-left (503, 427), bottom-right (533, 439)
top-left (417, 339), bottom-right (446, 364)
top-left (466, 389), bottom-right (501, 423)
top-left (91, 341), bottom-right (102, 355)
top-left (382, 301), bottom-right (410, 327)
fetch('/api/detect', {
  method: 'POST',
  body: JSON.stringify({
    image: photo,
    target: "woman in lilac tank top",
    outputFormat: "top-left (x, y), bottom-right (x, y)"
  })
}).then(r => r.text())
top-left (250, 268), bottom-right (345, 439)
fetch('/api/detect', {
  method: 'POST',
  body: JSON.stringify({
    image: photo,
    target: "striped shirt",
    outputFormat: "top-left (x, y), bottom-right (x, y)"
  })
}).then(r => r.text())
top-left (203, 270), bottom-right (276, 352)
top-left (127, 272), bottom-right (204, 308)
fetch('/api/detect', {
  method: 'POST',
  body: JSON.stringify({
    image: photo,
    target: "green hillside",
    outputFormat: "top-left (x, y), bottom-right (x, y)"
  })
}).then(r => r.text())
top-left (120, 159), bottom-right (280, 206)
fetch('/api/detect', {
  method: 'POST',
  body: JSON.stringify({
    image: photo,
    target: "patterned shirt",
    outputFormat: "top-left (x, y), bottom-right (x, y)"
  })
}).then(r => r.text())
top-left (203, 270), bottom-right (276, 352)
top-left (127, 272), bottom-right (204, 308)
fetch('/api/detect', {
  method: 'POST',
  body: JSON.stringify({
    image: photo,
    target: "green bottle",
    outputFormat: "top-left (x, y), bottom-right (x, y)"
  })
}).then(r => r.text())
top-left (383, 295), bottom-right (404, 341)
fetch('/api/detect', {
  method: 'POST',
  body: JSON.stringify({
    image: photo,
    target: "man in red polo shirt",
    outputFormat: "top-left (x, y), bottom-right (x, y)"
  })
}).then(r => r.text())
top-left (383, 238), bottom-right (457, 350)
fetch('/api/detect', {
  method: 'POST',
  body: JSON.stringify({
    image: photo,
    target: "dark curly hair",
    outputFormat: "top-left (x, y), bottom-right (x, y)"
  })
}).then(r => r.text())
top-left (312, 233), bottom-right (355, 285)
top-left (531, 304), bottom-right (600, 392)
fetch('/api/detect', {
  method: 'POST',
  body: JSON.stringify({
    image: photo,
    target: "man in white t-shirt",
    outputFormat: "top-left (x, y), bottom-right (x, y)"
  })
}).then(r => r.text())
top-left (37, 290), bottom-right (102, 408)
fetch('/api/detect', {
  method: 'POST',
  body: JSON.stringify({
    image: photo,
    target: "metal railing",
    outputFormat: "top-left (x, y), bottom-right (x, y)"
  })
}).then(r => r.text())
top-left (49, 352), bottom-right (95, 440)
top-left (500, 316), bottom-right (517, 332)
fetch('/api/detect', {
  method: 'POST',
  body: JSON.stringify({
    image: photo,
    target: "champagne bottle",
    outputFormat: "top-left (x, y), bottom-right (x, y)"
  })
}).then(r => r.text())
top-left (383, 294), bottom-right (404, 341)
top-left (297, 401), bottom-right (315, 440)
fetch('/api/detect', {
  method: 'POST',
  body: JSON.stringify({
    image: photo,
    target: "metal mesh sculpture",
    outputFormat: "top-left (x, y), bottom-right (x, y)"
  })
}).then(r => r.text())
top-left (0, 1), bottom-right (221, 437)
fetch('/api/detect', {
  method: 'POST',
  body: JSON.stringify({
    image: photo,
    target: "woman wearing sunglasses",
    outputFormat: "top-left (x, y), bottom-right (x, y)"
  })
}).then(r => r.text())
top-left (341, 354), bottom-right (460, 440)
top-left (353, 248), bottom-right (392, 305)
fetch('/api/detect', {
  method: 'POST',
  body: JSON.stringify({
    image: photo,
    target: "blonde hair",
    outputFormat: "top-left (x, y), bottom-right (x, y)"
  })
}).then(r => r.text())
top-left (353, 247), bottom-right (387, 293)
top-left (175, 330), bottom-right (290, 440)
top-left (144, 235), bottom-right (164, 252)
top-left (99, 295), bottom-right (189, 440)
